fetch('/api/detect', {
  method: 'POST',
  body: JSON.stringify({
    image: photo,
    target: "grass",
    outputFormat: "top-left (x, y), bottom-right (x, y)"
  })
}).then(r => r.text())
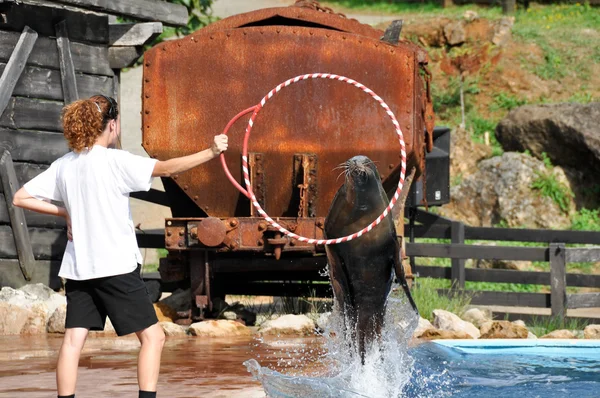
top-left (406, 277), bottom-right (473, 322)
top-left (527, 315), bottom-right (589, 337)
top-left (530, 153), bottom-right (574, 214)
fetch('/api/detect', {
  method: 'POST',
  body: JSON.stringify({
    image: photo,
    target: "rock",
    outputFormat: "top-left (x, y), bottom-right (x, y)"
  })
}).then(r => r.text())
top-left (443, 20), bottom-right (466, 46)
top-left (496, 102), bottom-right (600, 200)
top-left (449, 127), bottom-right (492, 181)
top-left (413, 317), bottom-right (434, 338)
top-left (21, 303), bottom-right (49, 335)
top-left (159, 288), bottom-right (191, 312)
top-left (159, 321), bottom-right (186, 337)
top-left (0, 302), bottom-right (31, 335)
top-left (188, 320), bottom-right (251, 337)
top-left (584, 324), bottom-right (600, 339)
top-left (154, 302), bottom-right (178, 323)
top-left (19, 284), bottom-right (56, 301)
top-left (480, 321), bottom-right (528, 339)
top-left (541, 329), bottom-right (576, 339)
top-left (461, 308), bottom-right (491, 328)
top-left (258, 314), bottom-right (316, 336)
top-left (47, 304), bottom-right (67, 334)
top-left (419, 328), bottom-right (473, 340)
top-left (512, 320), bottom-right (526, 328)
top-left (475, 259), bottom-right (532, 271)
top-left (463, 10), bottom-right (479, 21)
top-left (527, 332), bottom-right (537, 339)
top-left (492, 17), bottom-right (514, 46)
top-left (440, 152), bottom-right (574, 229)
top-left (572, 330), bottom-right (585, 339)
top-left (223, 311), bottom-right (237, 320)
top-left (0, 286), bottom-right (37, 309)
top-left (433, 309), bottom-right (480, 339)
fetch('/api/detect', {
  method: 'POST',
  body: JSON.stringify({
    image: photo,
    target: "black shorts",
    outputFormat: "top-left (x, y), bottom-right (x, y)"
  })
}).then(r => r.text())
top-left (65, 264), bottom-right (158, 336)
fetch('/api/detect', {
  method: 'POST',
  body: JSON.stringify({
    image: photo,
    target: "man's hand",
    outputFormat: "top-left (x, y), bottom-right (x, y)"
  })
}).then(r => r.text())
top-left (211, 134), bottom-right (229, 156)
top-left (65, 213), bottom-right (73, 241)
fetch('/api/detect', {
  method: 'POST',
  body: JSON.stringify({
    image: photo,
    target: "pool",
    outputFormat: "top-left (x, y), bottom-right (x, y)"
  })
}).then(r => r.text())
top-left (407, 339), bottom-right (600, 398)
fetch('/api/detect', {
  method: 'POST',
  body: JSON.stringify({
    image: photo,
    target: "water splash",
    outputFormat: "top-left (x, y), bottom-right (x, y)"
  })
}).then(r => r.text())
top-left (244, 292), bottom-right (433, 397)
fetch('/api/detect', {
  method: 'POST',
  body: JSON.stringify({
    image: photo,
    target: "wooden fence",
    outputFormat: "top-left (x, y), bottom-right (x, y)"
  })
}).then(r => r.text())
top-left (404, 208), bottom-right (600, 319)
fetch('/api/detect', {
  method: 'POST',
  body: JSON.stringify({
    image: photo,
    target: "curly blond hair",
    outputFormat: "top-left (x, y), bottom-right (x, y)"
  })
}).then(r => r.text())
top-left (62, 95), bottom-right (118, 152)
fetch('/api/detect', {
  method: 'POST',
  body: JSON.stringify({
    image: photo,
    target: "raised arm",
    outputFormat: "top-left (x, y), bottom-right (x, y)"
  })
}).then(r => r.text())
top-left (152, 134), bottom-right (228, 178)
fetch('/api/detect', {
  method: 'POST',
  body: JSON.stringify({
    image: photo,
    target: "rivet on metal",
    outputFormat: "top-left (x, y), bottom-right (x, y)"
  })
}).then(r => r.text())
top-left (389, 164), bottom-right (394, 169)
top-left (210, 35), bottom-right (214, 39)
top-left (144, 78), bottom-right (150, 83)
top-left (162, 47), bottom-right (166, 51)
top-left (145, 62), bottom-right (151, 67)
top-left (194, 195), bottom-right (199, 201)
top-left (145, 110), bottom-right (150, 114)
top-left (145, 94), bottom-right (150, 98)
top-left (167, 231), bottom-right (172, 237)
top-left (179, 230), bottom-right (184, 236)
top-left (167, 221), bottom-right (172, 226)
top-left (184, 185), bottom-right (189, 191)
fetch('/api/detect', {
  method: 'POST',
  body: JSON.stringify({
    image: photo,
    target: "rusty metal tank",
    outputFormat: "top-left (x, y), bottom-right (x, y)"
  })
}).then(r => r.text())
top-left (142, 2), bottom-right (434, 223)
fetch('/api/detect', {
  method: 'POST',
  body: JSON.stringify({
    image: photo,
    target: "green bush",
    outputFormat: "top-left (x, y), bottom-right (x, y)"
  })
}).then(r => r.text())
top-left (490, 93), bottom-right (528, 111)
top-left (527, 315), bottom-right (588, 337)
top-left (571, 208), bottom-right (600, 231)
top-left (406, 278), bottom-right (472, 321)
top-left (530, 153), bottom-right (573, 213)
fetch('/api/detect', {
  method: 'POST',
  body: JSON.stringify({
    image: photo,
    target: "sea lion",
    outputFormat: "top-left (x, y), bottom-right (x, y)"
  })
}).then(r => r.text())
top-left (324, 155), bottom-right (418, 360)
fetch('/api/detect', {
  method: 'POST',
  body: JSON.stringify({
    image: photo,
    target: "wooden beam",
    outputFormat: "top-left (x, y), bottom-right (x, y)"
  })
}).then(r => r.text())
top-left (0, 63), bottom-right (113, 102)
top-left (0, 225), bottom-right (67, 260)
top-left (405, 242), bottom-right (549, 262)
top-left (109, 22), bottom-right (162, 46)
top-left (439, 289), bottom-right (552, 308)
top-left (567, 293), bottom-right (600, 309)
top-left (567, 247), bottom-right (600, 263)
top-left (0, 194), bottom-right (66, 228)
top-left (0, 161), bottom-right (48, 194)
top-left (0, 258), bottom-right (62, 289)
top-left (451, 221), bottom-right (465, 288)
top-left (108, 46), bottom-right (143, 69)
top-left (39, 0), bottom-right (188, 27)
top-left (0, 26), bottom-right (37, 116)
top-left (0, 97), bottom-right (63, 132)
top-left (0, 29), bottom-right (113, 76)
top-left (0, 150), bottom-right (36, 280)
top-left (550, 243), bottom-right (567, 318)
top-left (0, 128), bottom-right (68, 164)
top-left (55, 20), bottom-right (79, 104)
top-left (0, 2), bottom-right (108, 44)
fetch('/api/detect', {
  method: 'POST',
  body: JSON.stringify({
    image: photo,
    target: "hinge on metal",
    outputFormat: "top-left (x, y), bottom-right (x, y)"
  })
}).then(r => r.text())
top-left (294, 153), bottom-right (317, 218)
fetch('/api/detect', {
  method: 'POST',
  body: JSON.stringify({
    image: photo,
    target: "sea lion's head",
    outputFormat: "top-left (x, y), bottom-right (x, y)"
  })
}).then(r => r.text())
top-left (339, 156), bottom-right (386, 211)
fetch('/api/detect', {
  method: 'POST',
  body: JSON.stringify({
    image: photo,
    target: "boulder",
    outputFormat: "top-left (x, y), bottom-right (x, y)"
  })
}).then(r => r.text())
top-left (496, 102), bottom-right (600, 203)
top-left (449, 127), bottom-right (492, 180)
top-left (440, 152), bottom-right (573, 229)
top-left (433, 309), bottom-right (480, 339)
top-left (19, 283), bottom-right (56, 301)
top-left (188, 320), bottom-right (251, 337)
top-left (461, 308), bottom-right (491, 328)
top-left (154, 302), bottom-right (178, 323)
top-left (584, 324), bottom-right (600, 339)
top-left (419, 328), bottom-right (473, 340)
top-left (413, 317), bottom-right (434, 338)
top-left (479, 321), bottom-right (528, 339)
top-left (159, 288), bottom-right (191, 312)
top-left (21, 303), bottom-right (50, 335)
top-left (159, 321), bottom-right (186, 337)
top-left (0, 286), bottom-right (37, 309)
top-left (259, 314), bottom-right (316, 336)
top-left (443, 20), bottom-right (466, 46)
top-left (492, 17), bottom-right (514, 46)
top-left (541, 329), bottom-right (576, 339)
top-left (0, 302), bottom-right (31, 335)
top-left (47, 304), bottom-right (67, 334)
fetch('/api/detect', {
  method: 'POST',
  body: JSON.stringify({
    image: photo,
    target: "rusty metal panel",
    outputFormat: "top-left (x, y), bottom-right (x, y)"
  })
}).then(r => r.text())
top-left (143, 8), bottom-right (428, 219)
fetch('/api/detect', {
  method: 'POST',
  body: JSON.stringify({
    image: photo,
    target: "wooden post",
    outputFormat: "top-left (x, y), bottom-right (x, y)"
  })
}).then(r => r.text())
top-left (0, 26), bottom-right (38, 117)
top-left (502, 0), bottom-right (516, 15)
top-left (0, 150), bottom-right (35, 281)
top-left (451, 221), bottom-right (465, 289)
top-left (55, 20), bottom-right (79, 104)
top-left (550, 243), bottom-right (567, 319)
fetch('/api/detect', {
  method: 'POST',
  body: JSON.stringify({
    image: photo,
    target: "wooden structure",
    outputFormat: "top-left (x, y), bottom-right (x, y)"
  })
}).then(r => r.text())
top-left (405, 209), bottom-right (600, 321)
top-left (0, 0), bottom-right (188, 289)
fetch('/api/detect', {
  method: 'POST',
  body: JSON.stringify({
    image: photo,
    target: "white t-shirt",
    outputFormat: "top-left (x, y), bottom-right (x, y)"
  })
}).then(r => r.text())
top-left (24, 145), bottom-right (158, 280)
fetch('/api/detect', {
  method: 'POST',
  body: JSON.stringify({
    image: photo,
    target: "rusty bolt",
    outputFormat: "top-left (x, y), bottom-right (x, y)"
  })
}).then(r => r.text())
top-left (210, 35), bottom-right (214, 39)
top-left (194, 195), bottom-right (199, 201)
top-left (178, 241), bottom-right (184, 247)
top-left (276, 29), bottom-right (280, 34)
top-left (184, 185), bottom-right (189, 191)
top-left (389, 164), bottom-right (394, 169)
top-left (316, 220), bottom-right (324, 228)
top-left (290, 240), bottom-right (296, 246)
top-left (256, 154), bottom-right (262, 160)
top-left (144, 78), bottom-right (150, 83)
top-left (167, 231), bottom-right (172, 237)
top-left (178, 43), bottom-right (182, 47)
top-left (145, 93), bottom-right (150, 99)
top-left (288, 224), bottom-right (297, 232)
top-left (257, 239), bottom-right (264, 246)
top-left (229, 219), bottom-right (238, 227)
top-left (145, 110), bottom-right (150, 114)
top-left (204, 206), bottom-right (209, 211)
top-left (145, 62), bottom-right (151, 67)
top-left (179, 230), bottom-right (184, 236)
top-left (226, 32), bottom-right (231, 38)
top-left (230, 241), bottom-right (238, 250)
top-left (258, 222), bottom-right (267, 231)
top-left (309, 31), bottom-right (314, 36)
top-left (162, 47), bottom-right (166, 52)
top-left (167, 221), bottom-right (172, 226)
top-left (173, 176), bottom-right (178, 180)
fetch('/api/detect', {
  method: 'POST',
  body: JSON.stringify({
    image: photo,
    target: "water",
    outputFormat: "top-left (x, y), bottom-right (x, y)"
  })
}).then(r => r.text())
top-left (245, 295), bottom-right (600, 398)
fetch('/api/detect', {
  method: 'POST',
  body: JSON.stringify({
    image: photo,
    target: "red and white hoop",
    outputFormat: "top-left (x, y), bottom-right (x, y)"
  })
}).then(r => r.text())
top-left (220, 73), bottom-right (406, 245)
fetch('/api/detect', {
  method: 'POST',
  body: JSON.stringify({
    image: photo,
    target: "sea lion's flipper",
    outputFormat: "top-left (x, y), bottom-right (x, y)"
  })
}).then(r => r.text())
top-left (393, 249), bottom-right (419, 315)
